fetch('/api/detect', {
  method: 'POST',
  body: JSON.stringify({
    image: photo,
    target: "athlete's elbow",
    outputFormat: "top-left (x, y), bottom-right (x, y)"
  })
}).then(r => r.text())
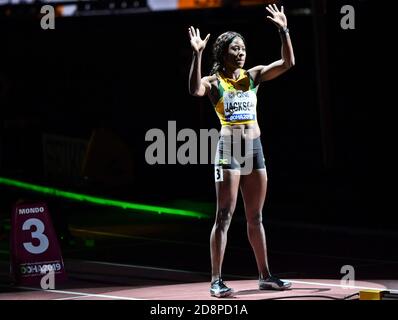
top-left (283, 58), bottom-right (295, 69)
top-left (189, 87), bottom-right (204, 97)
top-left (189, 89), bottom-right (200, 96)
top-left (188, 87), bottom-right (196, 96)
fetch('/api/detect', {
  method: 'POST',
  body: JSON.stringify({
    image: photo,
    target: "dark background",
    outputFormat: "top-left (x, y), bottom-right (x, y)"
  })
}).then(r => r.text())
top-left (0, 0), bottom-right (396, 278)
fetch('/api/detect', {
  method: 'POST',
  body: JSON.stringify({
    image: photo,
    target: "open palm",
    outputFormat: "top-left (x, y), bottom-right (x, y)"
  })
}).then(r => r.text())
top-left (266, 4), bottom-right (287, 29)
top-left (188, 26), bottom-right (210, 54)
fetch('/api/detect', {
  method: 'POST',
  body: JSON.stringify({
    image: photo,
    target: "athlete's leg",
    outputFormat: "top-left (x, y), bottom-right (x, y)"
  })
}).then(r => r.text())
top-left (240, 168), bottom-right (292, 290)
top-left (239, 168), bottom-right (271, 279)
top-left (210, 168), bottom-right (240, 282)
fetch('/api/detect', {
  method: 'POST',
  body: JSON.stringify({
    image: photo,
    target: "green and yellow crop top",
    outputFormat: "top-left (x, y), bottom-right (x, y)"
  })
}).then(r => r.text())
top-left (214, 69), bottom-right (257, 126)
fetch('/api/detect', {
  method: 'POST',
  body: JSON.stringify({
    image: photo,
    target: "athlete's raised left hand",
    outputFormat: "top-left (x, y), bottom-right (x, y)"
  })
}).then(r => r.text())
top-left (266, 4), bottom-right (287, 29)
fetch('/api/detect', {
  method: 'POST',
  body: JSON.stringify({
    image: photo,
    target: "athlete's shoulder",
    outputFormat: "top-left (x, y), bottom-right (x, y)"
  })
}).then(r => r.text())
top-left (204, 74), bottom-right (218, 87)
top-left (245, 67), bottom-right (258, 78)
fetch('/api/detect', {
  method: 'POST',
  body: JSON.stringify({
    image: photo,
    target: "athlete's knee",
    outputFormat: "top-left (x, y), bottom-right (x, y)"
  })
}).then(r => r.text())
top-left (215, 207), bottom-right (234, 230)
top-left (246, 212), bottom-right (263, 226)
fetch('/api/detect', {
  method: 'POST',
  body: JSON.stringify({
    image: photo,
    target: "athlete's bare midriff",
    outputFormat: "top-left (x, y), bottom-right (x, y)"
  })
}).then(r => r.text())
top-left (220, 123), bottom-right (261, 139)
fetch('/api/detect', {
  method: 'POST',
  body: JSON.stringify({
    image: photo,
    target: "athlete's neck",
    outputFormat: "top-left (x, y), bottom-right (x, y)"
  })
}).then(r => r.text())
top-left (222, 67), bottom-right (241, 80)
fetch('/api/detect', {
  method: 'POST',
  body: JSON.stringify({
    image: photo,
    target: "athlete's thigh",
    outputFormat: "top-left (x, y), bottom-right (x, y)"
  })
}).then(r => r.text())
top-left (239, 169), bottom-right (267, 213)
top-left (215, 168), bottom-right (241, 210)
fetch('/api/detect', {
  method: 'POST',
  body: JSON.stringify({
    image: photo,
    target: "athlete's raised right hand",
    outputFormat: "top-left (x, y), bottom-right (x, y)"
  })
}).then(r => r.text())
top-left (188, 26), bottom-right (210, 54)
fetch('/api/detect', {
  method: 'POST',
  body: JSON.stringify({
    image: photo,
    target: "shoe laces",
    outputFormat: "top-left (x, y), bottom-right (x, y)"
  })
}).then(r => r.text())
top-left (262, 275), bottom-right (284, 286)
top-left (212, 278), bottom-right (229, 289)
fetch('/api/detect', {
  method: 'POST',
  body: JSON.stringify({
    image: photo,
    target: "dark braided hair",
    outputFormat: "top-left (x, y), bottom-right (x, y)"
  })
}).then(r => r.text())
top-left (210, 31), bottom-right (246, 75)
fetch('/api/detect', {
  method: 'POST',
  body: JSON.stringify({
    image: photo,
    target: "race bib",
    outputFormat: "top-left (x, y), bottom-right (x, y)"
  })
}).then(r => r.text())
top-left (223, 90), bottom-right (257, 122)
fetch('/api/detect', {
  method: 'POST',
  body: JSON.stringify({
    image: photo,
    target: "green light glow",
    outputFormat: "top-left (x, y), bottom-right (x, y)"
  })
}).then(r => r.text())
top-left (0, 177), bottom-right (208, 219)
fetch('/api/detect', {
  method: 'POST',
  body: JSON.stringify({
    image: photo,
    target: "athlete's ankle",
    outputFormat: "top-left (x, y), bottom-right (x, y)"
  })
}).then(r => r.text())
top-left (259, 272), bottom-right (271, 280)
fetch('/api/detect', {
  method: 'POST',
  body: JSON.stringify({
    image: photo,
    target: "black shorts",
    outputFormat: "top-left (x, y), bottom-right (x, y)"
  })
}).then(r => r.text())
top-left (214, 136), bottom-right (266, 171)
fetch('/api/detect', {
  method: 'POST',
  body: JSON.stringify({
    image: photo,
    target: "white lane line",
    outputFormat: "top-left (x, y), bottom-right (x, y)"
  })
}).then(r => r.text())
top-left (16, 286), bottom-right (144, 300)
top-left (287, 279), bottom-right (397, 292)
top-left (54, 295), bottom-right (99, 300)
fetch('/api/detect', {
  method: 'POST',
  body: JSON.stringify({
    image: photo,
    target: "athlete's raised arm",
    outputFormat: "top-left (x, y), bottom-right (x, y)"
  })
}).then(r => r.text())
top-left (248, 4), bottom-right (295, 84)
top-left (188, 26), bottom-right (211, 97)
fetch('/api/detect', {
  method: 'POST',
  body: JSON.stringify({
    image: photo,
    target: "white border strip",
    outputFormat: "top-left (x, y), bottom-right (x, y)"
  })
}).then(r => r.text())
top-left (17, 286), bottom-right (144, 300)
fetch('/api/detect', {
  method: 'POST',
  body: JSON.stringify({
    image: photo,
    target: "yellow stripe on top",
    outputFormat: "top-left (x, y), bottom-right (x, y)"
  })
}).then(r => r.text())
top-left (214, 69), bottom-right (257, 126)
